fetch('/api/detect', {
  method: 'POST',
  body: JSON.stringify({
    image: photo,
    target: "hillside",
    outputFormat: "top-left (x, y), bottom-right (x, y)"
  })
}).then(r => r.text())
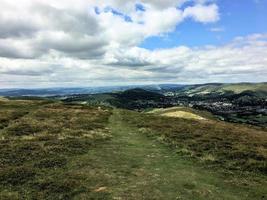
top-left (170, 82), bottom-right (267, 97)
top-left (0, 98), bottom-right (266, 199)
top-left (160, 83), bottom-right (267, 127)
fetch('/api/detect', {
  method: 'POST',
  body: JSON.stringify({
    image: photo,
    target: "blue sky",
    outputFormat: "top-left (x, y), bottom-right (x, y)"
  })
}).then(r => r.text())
top-left (141, 0), bottom-right (267, 49)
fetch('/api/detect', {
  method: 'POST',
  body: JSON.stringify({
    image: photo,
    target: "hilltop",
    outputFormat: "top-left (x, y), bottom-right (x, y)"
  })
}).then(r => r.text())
top-left (0, 98), bottom-right (266, 199)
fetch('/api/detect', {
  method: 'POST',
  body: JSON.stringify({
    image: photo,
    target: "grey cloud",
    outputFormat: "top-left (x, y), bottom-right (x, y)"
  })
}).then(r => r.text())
top-left (107, 59), bottom-right (152, 68)
top-left (144, 66), bottom-right (185, 74)
top-left (0, 19), bottom-right (38, 39)
top-left (0, 42), bottom-right (42, 59)
top-left (33, 3), bottom-right (101, 35)
top-left (38, 33), bottom-right (108, 59)
top-left (0, 62), bottom-right (59, 76)
top-left (0, 2), bottom-right (107, 59)
top-left (1, 68), bottom-right (53, 76)
top-left (0, 34), bottom-right (108, 60)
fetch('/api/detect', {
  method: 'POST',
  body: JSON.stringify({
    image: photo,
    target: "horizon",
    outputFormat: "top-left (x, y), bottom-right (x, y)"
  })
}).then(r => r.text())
top-left (0, 81), bottom-right (266, 90)
top-left (0, 0), bottom-right (267, 88)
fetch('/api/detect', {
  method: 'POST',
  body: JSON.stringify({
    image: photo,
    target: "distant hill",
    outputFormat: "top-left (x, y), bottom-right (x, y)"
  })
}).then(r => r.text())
top-left (156, 83), bottom-right (266, 108)
top-left (0, 84), bottom-right (183, 97)
top-left (1, 83), bottom-right (265, 97)
top-left (0, 86), bottom-right (136, 97)
top-left (171, 82), bottom-right (267, 97)
top-left (63, 88), bottom-right (167, 110)
top-left (117, 88), bottom-right (163, 101)
top-left (9, 83), bottom-right (266, 126)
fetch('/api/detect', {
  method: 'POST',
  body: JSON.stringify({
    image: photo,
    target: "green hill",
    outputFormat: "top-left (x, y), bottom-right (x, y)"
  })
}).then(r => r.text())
top-left (117, 88), bottom-right (163, 100)
top-left (177, 82), bottom-right (267, 96)
top-left (63, 88), bottom-right (166, 110)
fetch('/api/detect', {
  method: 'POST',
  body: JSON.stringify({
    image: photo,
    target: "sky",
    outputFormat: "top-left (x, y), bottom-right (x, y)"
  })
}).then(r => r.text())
top-left (0, 0), bottom-right (266, 88)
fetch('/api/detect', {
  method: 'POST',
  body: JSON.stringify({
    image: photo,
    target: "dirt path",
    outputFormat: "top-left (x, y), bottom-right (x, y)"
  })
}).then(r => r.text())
top-left (73, 109), bottom-right (266, 200)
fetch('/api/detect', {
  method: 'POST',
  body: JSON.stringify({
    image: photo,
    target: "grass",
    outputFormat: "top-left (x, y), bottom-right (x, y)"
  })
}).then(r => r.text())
top-left (0, 99), bottom-right (266, 199)
top-left (148, 107), bottom-right (206, 120)
top-left (124, 107), bottom-right (267, 175)
top-left (221, 83), bottom-right (267, 93)
top-left (0, 99), bottom-right (112, 199)
top-left (67, 109), bottom-right (267, 199)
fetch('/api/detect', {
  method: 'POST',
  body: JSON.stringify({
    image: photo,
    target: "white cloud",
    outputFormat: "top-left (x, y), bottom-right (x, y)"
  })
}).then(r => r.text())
top-left (0, 0), bottom-right (220, 60)
top-left (1, 33), bottom-right (267, 88)
top-left (183, 4), bottom-right (219, 23)
top-left (0, 0), bottom-right (266, 88)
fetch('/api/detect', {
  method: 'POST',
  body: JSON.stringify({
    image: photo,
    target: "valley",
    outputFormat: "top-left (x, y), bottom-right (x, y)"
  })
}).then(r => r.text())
top-left (56, 83), bottom-right (267, 127)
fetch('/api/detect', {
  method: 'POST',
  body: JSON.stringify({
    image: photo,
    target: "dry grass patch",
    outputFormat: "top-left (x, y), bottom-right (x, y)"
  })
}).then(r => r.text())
top-left (161, 110), bottom-right (206, 120)
top-left (148, 106), bottom-right (213, 121)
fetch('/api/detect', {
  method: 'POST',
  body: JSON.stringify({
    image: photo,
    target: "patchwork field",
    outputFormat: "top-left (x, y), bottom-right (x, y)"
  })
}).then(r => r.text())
top-left (0, 98), bottom-right (266, 199)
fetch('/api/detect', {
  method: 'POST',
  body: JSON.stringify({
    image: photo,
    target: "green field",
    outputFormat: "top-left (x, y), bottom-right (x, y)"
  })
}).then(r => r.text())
top-left (0, 98), bottom-right (266, 199)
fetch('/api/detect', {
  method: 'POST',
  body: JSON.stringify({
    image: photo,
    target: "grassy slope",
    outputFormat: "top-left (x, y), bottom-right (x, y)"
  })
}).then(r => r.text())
top-left (220, 83), bottom-right (267, 93)
top-left (85, 109), bottom-right (267, 199)
top-left (0, 99), bottom-right (266, 199)
top-left (124, 108), bottom-right (267, 174)
top-left (181, 82), bottom-right (267, 95)
top-left (0, 99), bottom-right (113, 199)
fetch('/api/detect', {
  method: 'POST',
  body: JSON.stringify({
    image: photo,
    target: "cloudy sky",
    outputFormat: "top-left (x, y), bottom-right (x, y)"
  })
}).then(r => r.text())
top-left (0, 0), bottom-right (267, 88)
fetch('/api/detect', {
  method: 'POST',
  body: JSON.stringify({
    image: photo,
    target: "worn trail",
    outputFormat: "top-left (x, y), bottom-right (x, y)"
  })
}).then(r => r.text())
top-left (73, 109), bottom-right (265, 200)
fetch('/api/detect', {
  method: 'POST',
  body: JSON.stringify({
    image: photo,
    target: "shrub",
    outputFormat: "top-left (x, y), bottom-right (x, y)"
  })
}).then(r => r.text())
top-left (0, 167), bottom-right (35, 186)
top-left (34, 157), bottom-right (67, 169)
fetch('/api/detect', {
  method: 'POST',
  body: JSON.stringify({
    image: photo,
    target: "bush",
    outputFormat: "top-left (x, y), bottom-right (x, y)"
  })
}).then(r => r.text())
top-left (0, 167), bottom-right (35, 186)
top-left (4, 122), bottom-right (42, 136)
top-left (34, 157), bottom-right (67, 169)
